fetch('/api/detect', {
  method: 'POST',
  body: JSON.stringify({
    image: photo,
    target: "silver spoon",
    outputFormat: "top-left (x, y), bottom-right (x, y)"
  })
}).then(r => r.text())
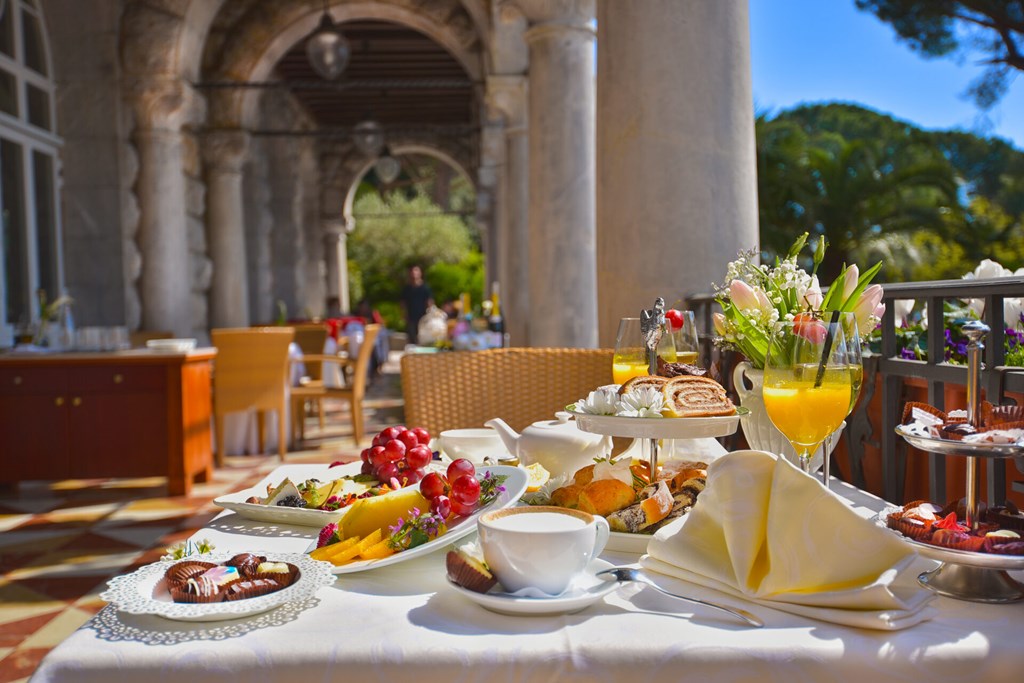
top-left (598, 567), bottom-right (764, 628)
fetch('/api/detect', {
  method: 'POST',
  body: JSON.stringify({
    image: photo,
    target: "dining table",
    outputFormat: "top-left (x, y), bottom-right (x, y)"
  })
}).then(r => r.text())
top-left (30, 463), bottom-right (1024, 683)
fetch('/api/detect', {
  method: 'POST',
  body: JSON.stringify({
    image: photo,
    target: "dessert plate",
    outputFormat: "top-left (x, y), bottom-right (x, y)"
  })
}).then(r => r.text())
top-left (871, 509), bottom-right (1024, 570)
top-left (312, 465), bottom-right (529, 575)
top-left (447, 559), bottom-right (619, 616)
top-left (569, 407), bottom-right (747, 439)
top-left (607, 530), bottom-right (653, 554)
top-left (100, 551), bottom-right (336, 622)
top-left (895, 425), bottom-right (1024, 459)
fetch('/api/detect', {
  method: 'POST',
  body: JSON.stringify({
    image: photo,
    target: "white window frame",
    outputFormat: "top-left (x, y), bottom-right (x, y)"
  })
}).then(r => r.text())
top-left (0, 0), bottom-right (62, 327)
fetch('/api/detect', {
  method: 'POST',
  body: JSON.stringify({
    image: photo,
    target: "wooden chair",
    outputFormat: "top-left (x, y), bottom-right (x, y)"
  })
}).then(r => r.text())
top-left (291, 324), bottom-right (381, 447)
top-left (400, 347), bottom-right (614, 437)
top-left (292, 323), bottom-right (330, 430)
top-left (211, 327), bottom-right (294, 466)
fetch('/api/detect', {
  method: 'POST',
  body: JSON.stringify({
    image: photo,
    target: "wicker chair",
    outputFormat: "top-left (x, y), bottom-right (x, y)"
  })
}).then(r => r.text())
top-left (211, 327), bottom-right (294, 465)
top-left (291, 324), bottom-right (382, 447)
top-left (400, 348), bottom-right (613, 437)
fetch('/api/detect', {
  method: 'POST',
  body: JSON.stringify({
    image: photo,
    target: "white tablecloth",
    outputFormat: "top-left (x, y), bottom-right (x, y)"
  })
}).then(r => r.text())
top-left (31, 465), bottom-right (1024, 683)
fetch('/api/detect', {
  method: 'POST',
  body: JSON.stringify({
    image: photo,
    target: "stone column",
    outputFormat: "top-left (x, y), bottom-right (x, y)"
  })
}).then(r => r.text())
top-left (204, 129), bottom-right (251, 328)
top-left (519, 1), bottom-right (597, 348)
top-left (595, 0), bottom-right (759, 346)
top-left (132, 81), bottom-right (200, 337)
top-left (486, 75), bottom-right (529, 346)
top-left (322, 219), bottom-right (350, 312)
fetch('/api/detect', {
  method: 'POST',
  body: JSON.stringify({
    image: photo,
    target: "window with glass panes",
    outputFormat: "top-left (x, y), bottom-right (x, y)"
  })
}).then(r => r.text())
top-left (0, 0), bottom-right (62, 331)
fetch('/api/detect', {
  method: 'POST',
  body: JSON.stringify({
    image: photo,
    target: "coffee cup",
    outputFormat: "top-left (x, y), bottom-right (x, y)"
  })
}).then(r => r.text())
top-left (477, 506), bottom-right (610, 595)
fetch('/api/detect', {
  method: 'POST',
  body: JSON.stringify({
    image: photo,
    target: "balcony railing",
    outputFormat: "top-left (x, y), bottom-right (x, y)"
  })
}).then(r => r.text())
top-left (687, 276), bottom-right (1024, 505)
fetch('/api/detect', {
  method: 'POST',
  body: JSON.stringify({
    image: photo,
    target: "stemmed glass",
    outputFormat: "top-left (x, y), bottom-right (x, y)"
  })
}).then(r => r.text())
top-left (670, 310), bottom-right (700, 366)
top-left (820, 313), bottom-right (864, 487)
top-left (612, 317), bottom-right (676, 385)
top-left (762, 315), bottom-right (853, 475)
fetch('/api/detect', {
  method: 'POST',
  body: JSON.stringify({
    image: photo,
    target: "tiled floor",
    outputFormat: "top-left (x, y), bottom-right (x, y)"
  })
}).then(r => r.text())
top-left (0, 358), bottom-right (406, 683)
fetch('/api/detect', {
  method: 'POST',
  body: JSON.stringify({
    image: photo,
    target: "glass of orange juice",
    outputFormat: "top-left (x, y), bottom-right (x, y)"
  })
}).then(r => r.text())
top-left (763, 314), bottom-right (852, 475)
top-left (612, 317), bottom-right (676, 386)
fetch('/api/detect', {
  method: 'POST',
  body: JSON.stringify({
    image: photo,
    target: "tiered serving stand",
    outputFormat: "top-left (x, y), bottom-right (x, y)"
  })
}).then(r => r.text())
top-left (892, 321), bottom-right (1024, 603)
top-left (570, 409), bottom-right (746, 483)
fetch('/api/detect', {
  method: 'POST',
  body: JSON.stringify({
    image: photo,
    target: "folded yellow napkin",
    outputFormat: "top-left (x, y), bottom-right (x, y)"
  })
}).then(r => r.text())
top-left (641, 450), bottom-right (936, 630)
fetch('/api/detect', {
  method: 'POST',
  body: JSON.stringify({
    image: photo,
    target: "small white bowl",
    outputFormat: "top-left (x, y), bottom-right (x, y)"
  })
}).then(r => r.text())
top-left (146, 338), bottom-right (197, 353)
top-left (437, 428), bottom-right (512, 464)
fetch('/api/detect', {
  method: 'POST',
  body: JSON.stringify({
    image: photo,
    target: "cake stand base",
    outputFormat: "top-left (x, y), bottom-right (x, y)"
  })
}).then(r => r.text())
top-left (918, 563), bottom-right (1024, 603)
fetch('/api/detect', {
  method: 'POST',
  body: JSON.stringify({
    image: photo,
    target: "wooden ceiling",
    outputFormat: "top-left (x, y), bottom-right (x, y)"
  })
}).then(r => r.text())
top-left (275, 19), bottom-right (476, 130)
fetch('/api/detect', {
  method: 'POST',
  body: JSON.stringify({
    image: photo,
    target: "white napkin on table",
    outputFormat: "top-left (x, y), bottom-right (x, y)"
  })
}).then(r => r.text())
top-left (641, 450), bottom-right (936, 630)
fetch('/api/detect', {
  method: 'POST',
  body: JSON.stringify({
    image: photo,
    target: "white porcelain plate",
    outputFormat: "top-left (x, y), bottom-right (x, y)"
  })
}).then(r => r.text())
top-left (315, 465), bottom-right (529, 574)
top-left (146, 338), bottom-right (197, 353)
top-left (213, 468), bottom-right (369, 527)
top-left (447, 559), bottom-right (619, 616)
top-left (569, 407), bottom-right (747, 439)
top-left (99, 551), bottom-right (336, 622)
top-left (606, 530), bottom-right (653, 554)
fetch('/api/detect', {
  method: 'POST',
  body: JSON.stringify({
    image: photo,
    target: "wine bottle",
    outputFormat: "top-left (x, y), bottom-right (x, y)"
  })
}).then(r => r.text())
top-left (488, 282), bottom-right (505, 337)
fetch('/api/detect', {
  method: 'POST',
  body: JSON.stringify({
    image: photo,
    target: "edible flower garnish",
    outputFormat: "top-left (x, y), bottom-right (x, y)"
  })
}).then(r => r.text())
top-left (933, 512), bottom-right (968, 533)
top-left (317, 522), bottom-right (340, 548)
top-left (521, 473), bottom-right (570, 506)
top-left (478, 471), bottom-right (508, 506)
top-left (162, 538), bottom-right (215, 561)
top-left (615, 387), bottom-right (665, 418)
top-left (573, 386), bottom-right (620, 416)
top-left (388, 508), bottom-right (447, 550)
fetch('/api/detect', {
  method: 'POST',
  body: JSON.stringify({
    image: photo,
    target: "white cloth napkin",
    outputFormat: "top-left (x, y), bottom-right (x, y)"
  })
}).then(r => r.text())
top-left (641, 450), bottom-right (936, 630)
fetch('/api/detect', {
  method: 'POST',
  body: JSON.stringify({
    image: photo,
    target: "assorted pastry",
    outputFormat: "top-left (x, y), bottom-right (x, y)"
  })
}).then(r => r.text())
top-left (540, 458), bottom-right (708, 535)
top-left (901, 401), bottom-right (1024, 445)
top-left (885, 499), bottom-right (1024, 556)
top-left (572, 365), bottom-right (736, 419)
top-left (164, 553), bottom-right (300, 603)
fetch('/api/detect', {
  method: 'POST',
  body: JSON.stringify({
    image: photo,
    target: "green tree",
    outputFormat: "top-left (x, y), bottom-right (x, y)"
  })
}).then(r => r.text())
top-left (348, 191), bottom-right (474, 323)
top-left (854, 0), bottom-right (1024, 108)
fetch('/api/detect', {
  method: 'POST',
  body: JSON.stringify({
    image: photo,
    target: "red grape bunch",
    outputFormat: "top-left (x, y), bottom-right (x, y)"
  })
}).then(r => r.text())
top-left (359, 425), bottom-right (433, 487)
top-left (419, 459), bottom-right (481, 520)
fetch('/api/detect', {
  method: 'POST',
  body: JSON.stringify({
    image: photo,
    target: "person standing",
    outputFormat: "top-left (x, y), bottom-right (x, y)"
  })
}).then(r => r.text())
top-left (400, 265), bottom-right (434, 345)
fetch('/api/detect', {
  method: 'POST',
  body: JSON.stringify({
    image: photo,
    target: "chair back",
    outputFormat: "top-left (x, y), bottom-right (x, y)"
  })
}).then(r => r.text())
top-left (349, 324), bottom-right (382, 398)
top-left (401, 347), bottom-right (613, 436)
top-left (211, 327), bottom-right (295, 414)
top-left (292, 323), bottom-right (329, 381)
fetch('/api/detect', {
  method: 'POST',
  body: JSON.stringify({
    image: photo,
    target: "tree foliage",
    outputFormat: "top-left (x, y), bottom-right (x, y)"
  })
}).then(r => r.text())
top-left (855, 0), bottom-right (1024, 108)
top-left (756, 102), bottom-right (1024, 281)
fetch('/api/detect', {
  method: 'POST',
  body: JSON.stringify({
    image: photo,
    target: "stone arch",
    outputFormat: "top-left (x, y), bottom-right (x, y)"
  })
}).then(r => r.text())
top-left (200, 0), bottom-right (483, 130)
top-left (333, 142), bottom-right (475, 231)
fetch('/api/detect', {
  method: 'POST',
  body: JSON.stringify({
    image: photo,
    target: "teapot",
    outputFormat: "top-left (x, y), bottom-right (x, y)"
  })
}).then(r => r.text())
top-left (484, 413), bottom-right (612, 480)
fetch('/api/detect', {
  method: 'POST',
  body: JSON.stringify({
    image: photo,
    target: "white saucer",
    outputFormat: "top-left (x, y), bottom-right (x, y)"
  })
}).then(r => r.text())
top-left (447, 559), bottom-right (619, 616)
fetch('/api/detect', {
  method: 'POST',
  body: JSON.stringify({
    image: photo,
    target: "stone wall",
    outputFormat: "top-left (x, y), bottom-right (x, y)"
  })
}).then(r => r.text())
top-left (182, 129), bottom-right (212, 339)
top-left (43, 0), bottom-right (128, 326)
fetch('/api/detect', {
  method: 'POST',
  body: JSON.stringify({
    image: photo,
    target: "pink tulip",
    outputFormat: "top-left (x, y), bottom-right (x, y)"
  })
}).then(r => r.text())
top-left (804, 275), bottom-right (824, 310)
top-left (841, 265), bottom-right (859, 304)
top-left (713, 312), bottom-right (727, 336)
top-left (854, 284), bottom-right (884, 335)
top-left (729, 279), bottom-right (762, 313)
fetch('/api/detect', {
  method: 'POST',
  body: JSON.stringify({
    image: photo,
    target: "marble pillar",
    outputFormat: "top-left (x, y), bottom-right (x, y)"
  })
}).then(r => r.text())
top-left (595, 0), bottom-right (759, 346)
top-left (519, 0), bottom-right (597, 348)
top-left (132, 81), bottom-right (199, 337)
top-left (204, 129), bottom-right (251, 328)
top-left (322, 220), bottom-right (349, 312)
top-left (486, 75), bottom-right (529, 346)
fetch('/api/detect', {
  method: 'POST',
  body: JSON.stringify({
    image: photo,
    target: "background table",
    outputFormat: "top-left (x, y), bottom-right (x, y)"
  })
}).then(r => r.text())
top-left (31, 465), bottom-right (1024, 683)
top-left (0, 349), bottom-right (215, 495)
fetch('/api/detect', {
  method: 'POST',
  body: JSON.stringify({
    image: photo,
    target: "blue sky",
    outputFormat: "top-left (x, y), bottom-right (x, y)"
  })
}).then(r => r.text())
top-left (750, 0), bottom-right (1024, 149)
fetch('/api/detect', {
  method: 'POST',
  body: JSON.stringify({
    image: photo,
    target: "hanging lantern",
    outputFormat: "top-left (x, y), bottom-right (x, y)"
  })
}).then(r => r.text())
top-left (305, 5), bottom-right (350, 80)
top-left (352, 120), bottom-right (385, 158)
top-left (375, 147), bottom-right (402, 184)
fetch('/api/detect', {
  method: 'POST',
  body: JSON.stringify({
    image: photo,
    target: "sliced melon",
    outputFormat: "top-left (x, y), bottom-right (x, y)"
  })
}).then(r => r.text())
top-left (339, 487), bottom-right (430, 541)
top-left (265, 478), bottom-right (301, 505)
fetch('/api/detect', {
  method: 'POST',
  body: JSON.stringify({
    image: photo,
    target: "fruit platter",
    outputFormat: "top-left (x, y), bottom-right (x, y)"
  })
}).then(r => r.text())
top-left (214, 425), bottom-right (439, 527)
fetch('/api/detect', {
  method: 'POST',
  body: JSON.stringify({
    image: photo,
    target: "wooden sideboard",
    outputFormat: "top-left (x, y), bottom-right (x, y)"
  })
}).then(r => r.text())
top-left (0, 349), bottom-right (216, 495)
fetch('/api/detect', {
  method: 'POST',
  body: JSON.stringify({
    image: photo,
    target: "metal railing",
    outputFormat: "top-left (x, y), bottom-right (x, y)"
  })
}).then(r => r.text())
top-left (687, 276), bottom-right (1024, 504)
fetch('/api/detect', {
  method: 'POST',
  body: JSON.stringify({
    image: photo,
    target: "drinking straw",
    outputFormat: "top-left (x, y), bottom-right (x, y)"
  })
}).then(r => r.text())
top-left (814, 310), bottom-right (841, 388)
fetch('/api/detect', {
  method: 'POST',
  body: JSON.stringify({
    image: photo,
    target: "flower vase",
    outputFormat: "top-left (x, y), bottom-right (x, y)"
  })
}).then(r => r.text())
top-left (732, 361), bottom-right (844, 473)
